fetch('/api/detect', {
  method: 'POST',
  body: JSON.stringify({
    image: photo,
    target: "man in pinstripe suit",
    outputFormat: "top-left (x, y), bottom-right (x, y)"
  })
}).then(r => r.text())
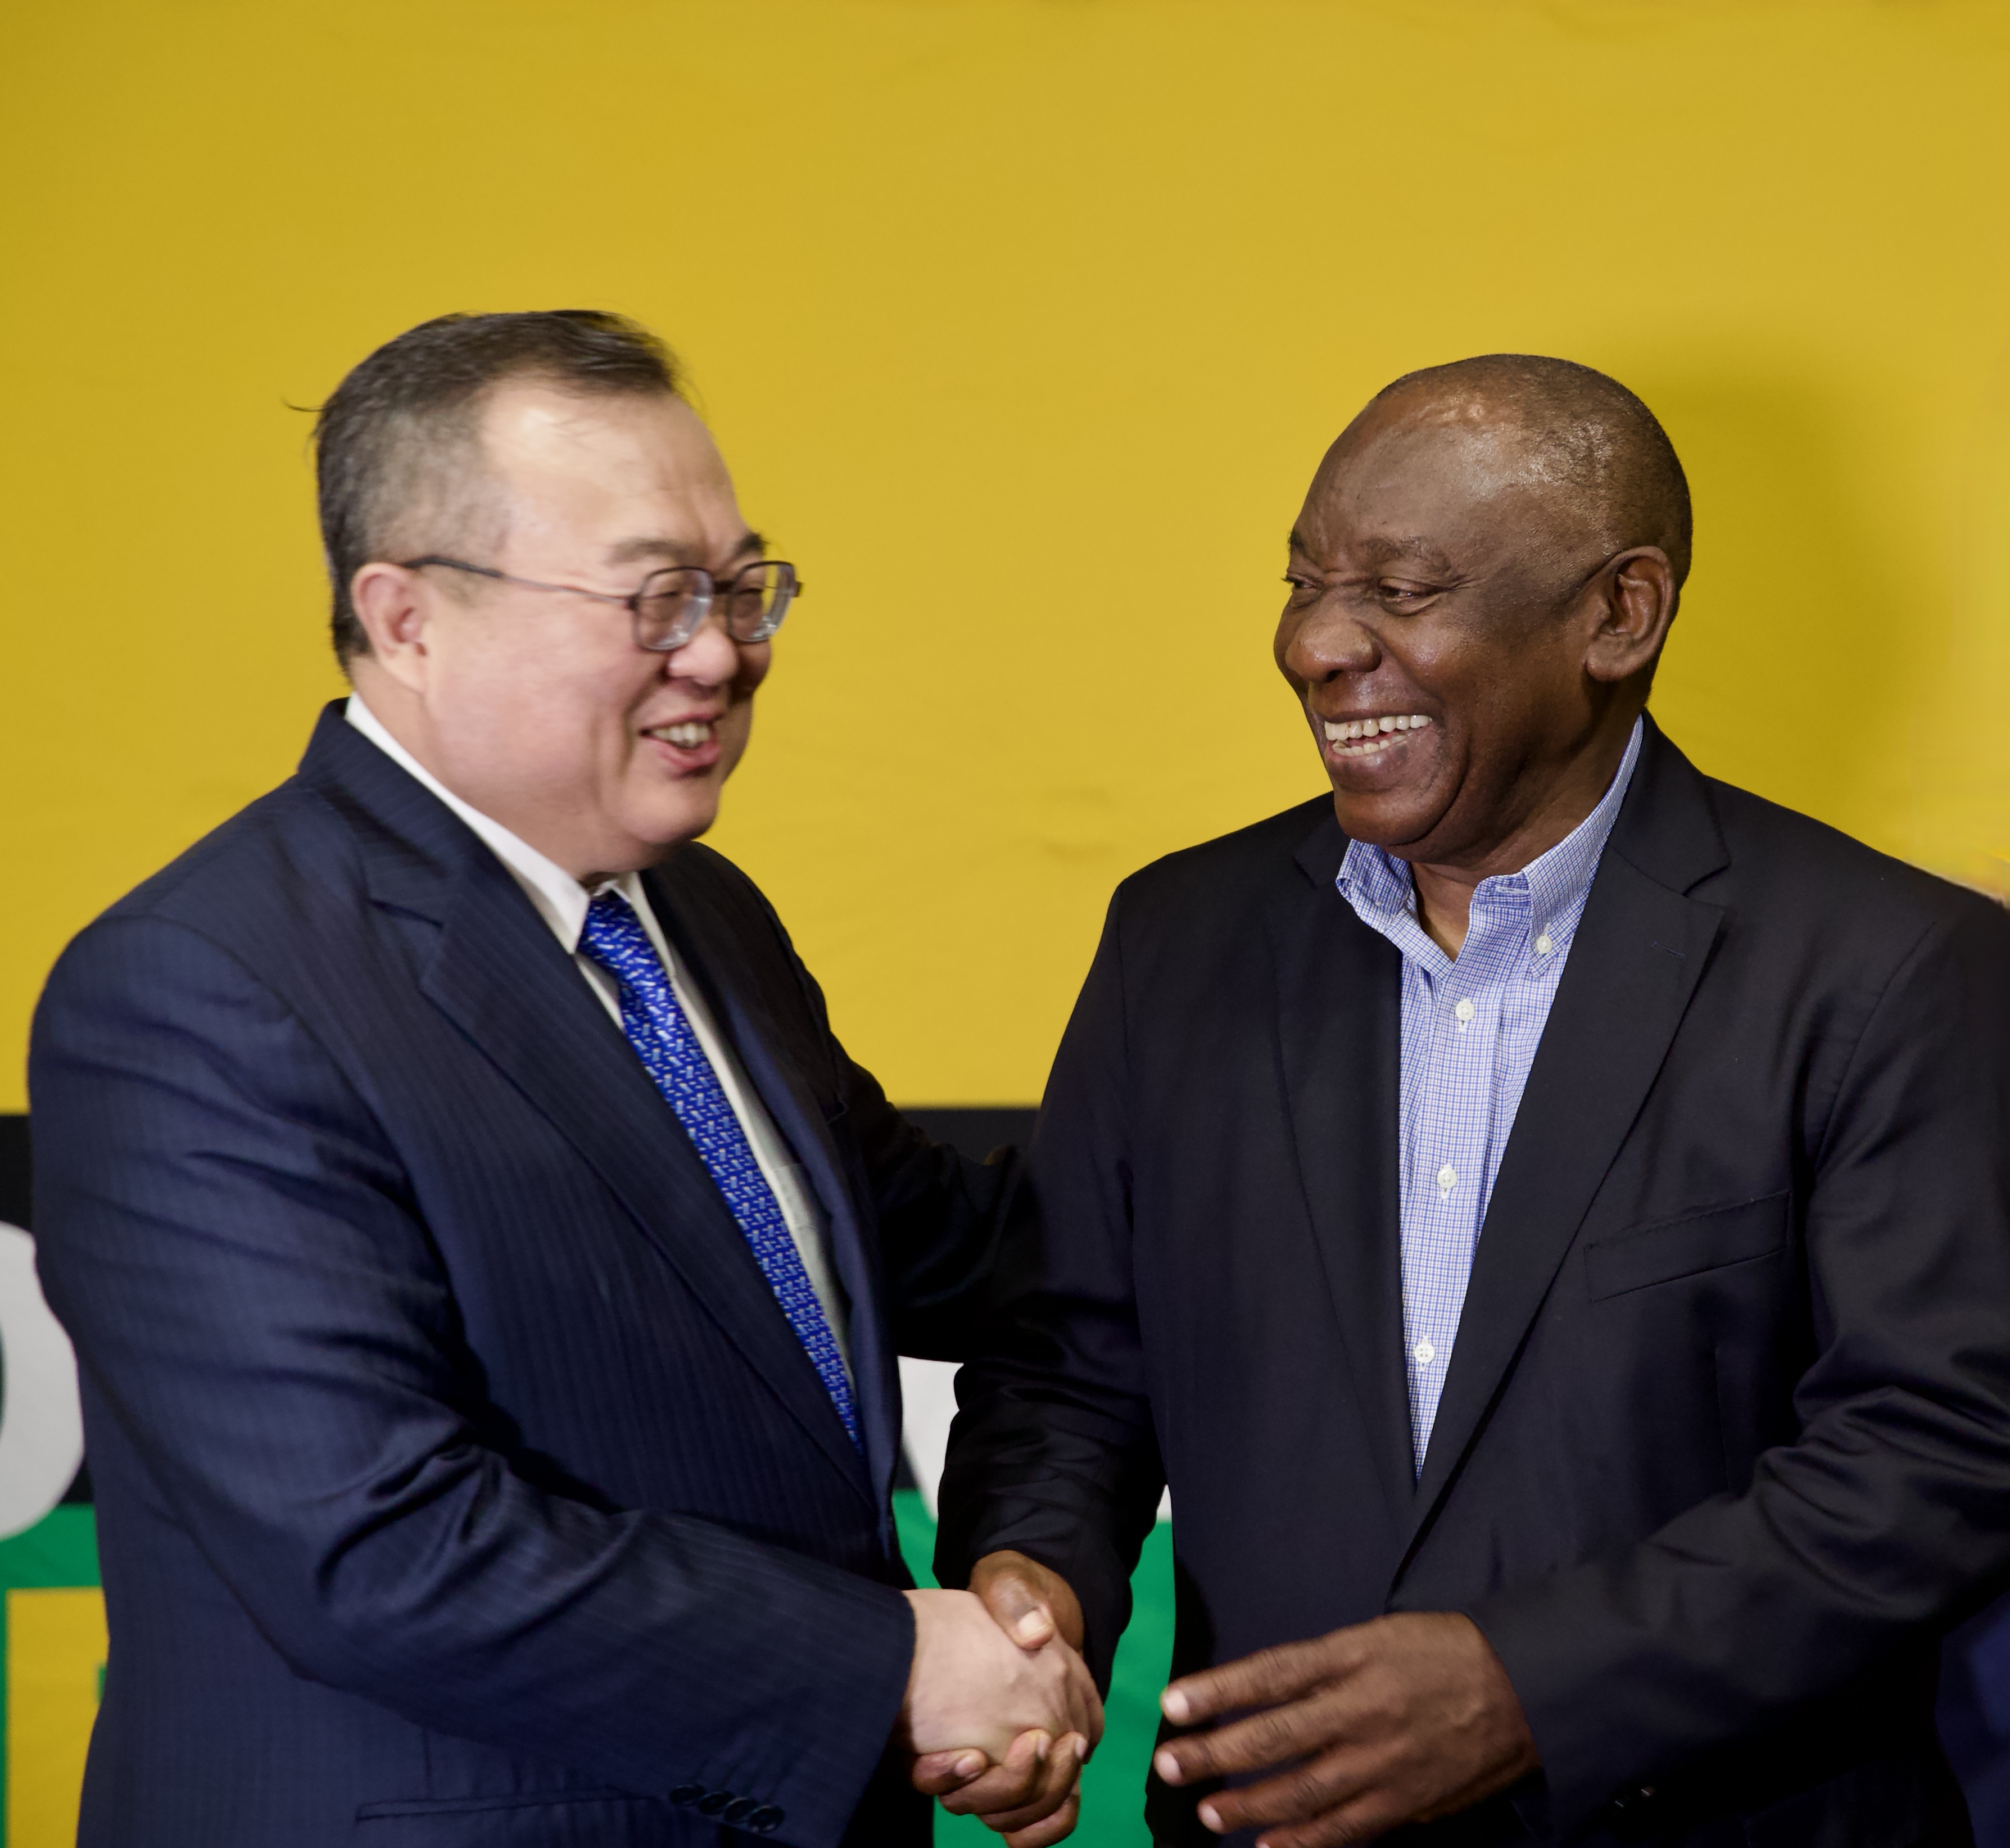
top-left (29, 311), bottom-right (1095, 1848)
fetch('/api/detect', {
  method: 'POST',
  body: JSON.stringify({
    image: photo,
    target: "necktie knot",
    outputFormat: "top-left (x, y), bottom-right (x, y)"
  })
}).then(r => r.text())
top-left (579, 887), bottom-right (655, 981)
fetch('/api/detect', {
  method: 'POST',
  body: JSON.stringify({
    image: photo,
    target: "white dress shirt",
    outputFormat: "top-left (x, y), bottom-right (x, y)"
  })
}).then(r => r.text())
top-left (346, 695), bottom-right (851, 1376)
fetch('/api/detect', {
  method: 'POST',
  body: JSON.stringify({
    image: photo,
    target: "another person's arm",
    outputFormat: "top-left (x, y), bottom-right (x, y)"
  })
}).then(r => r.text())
top-left (929, 897), bottom-right (1167, 1684)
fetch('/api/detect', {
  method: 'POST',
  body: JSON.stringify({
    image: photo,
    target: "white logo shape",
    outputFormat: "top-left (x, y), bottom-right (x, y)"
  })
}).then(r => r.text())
top-left (0, 1221), bottom-right (85, 1539)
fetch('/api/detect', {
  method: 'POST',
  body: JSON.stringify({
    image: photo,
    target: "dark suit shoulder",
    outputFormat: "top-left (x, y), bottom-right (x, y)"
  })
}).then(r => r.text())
top-left (1114, 795), bottom-right (1336, 920)
top-left (1702, 774), bottom-right (2004, 952)
top-left (659, 837), bottom-right (775, 918)
top-left (76, 776), bottom-right (364, 955)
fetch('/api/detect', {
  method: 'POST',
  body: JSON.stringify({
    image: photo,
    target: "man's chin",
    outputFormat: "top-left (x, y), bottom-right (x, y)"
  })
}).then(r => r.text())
top-left (571, 780), bottom-right (722, 873)
top-left (628, 788), bottom-right (725, 856)
top-left (1328, 786), bottom-right (1442, 855)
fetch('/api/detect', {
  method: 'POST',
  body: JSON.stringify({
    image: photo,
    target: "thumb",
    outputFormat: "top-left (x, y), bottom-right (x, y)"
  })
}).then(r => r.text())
top-left (910, 1748), bottom-right (990, 1795)
top-left (979, 1562), bottom-right (1059, 1651)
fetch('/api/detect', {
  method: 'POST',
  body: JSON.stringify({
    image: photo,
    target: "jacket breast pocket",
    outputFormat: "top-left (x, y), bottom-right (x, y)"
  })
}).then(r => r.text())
top-left (1583, 1190), bottom-right (1790, 1302)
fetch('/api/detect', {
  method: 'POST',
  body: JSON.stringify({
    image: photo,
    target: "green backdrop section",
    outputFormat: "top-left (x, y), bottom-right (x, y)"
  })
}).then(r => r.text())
top-left (0, 1500), bottom-right (1171, 1847)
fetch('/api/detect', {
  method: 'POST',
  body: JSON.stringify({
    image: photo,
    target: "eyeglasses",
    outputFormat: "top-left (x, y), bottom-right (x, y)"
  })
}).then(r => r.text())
top-left (397, 555), bottom-right (802, 651)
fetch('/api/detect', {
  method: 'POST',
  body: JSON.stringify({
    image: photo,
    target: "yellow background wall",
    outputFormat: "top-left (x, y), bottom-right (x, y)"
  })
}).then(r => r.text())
top-left (5, 0), bottom-right (2009, 1112)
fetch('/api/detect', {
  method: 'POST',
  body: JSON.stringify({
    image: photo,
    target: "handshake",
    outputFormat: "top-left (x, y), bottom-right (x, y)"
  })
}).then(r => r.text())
top-left (899, 1554), bottom-right (1542, 1848)
top-left (899, 1553), bottom-right (1100, 1848)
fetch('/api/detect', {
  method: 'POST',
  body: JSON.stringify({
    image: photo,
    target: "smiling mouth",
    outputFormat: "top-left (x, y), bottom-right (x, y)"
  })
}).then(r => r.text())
top-left (645, 721), bottom-right (716, 749)
top-left (1321, 713), bottom-right (1433, 759)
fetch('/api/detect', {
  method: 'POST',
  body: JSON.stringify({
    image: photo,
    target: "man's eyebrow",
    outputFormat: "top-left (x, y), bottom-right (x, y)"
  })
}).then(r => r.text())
top-left (603, 530), bottom-right (771, 567)
top-left (1285, 531), bottom-right (1452, 573)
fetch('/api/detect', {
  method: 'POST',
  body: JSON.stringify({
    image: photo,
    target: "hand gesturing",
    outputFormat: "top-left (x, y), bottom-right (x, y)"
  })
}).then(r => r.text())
top-left (1153, 1611), bottom-right (1538, 1847)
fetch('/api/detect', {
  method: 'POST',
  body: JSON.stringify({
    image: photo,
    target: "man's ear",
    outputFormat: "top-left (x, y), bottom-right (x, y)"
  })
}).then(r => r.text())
top-left (349, 563), bottom-right (434, 694)
top-left (1585, 547), bottom-right (1677, 686)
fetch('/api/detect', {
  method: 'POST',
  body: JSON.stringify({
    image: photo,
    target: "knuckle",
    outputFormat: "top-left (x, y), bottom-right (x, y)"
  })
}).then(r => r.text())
top-left (1253, 1709), bottom-right (1303, 1756)
top-left (1285, 1766), bottom-right (1339, 1815)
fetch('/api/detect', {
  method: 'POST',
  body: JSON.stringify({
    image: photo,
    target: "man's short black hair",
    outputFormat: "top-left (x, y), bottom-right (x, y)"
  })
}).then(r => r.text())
top-left (314, 310), bottom-right (682, 663)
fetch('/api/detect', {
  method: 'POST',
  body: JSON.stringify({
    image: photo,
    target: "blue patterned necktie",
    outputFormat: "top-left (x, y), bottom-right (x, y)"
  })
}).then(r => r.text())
top-left (578, 889), bottom-right (861, 1451)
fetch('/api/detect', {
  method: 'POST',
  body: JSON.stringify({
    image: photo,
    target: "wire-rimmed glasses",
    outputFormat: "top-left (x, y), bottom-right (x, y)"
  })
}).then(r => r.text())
top-left (397, 555), bottom-right (802, 651)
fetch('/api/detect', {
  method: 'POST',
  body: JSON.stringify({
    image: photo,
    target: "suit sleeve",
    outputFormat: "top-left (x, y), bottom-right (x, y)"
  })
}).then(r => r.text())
top-left (30, 913), bottom-right (913, 1848)
top-left (927, 897), bottom-right (1165, 1684)
top-left (831, 1051), bottom-right (1045, 1362)
top-left (1468, 896), bottom-right (2010, 1830)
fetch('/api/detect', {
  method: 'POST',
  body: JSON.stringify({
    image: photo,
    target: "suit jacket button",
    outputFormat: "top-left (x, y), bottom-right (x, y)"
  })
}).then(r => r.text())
top-left (696, 1790), bottom-right (733, 1815)
top-left (669, 1785), bottom-right (705, 1806)
top-left (722, 1797), bottom-right (758, 1825)
top-left (748, 1805), bottom-right (786, 1835)
top-left (1606, 1783), bottom-right (1659, 1831)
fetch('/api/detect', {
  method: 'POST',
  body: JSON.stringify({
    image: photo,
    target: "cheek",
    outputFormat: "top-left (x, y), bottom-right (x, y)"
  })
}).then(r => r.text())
top-left (732, 644), bottom-right (773, 700)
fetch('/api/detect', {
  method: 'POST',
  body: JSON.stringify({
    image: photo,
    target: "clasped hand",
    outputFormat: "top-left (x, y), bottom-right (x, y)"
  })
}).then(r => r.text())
top-left (901, 1554), bottom-right (1101, 1847)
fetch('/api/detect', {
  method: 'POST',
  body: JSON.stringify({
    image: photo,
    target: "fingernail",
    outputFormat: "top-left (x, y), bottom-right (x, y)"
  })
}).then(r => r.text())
top-left (1199, 1800), bottom-right (1225, 1832)
top-left (1161, 1687), bottom-right (1191, 1723)
top-left (1154, 1748), bottom-right (1183, 1784)
top-left (1035, 1731), bottom-right (1052, 1762)
top-left (1014, 1610), bottom-right (1048, 1642)
top-left (954, 1751), bottom-right (985, 1779)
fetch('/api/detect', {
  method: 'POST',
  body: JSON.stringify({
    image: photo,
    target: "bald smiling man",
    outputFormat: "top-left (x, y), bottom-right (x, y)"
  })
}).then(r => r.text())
top-left (936, 357), bottom-right (2010, 1847)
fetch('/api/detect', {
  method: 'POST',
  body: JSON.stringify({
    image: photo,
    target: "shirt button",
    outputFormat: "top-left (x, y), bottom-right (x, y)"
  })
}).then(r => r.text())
top-left (1535, 933), bottom-right (1553, 955)
top-left (1454, 998), bottom-right (1475, 1023)
top-left (1413, 1339), bottom-right (1436, 1364)
top-left (1437, 1163), bottom-right (1457, 1191)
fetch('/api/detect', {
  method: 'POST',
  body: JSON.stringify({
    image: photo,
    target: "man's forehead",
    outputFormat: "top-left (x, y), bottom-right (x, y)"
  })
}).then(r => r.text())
top-left (601, 529), bottom-right (768, 568)
top-left (1305, 408), bottom-right (1568, 544)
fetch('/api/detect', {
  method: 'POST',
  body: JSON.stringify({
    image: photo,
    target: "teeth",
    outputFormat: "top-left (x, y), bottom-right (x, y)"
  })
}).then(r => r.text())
top-left (650, 722), bottom-right (713, 748)
top-left (1320, 713), bottom-right (1432, 755)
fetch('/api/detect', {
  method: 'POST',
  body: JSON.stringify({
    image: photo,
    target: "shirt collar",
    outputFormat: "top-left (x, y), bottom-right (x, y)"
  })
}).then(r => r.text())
top-left (1337, 714), bottom-right (1644, 958)
top-left (345, 693), bottom-right (645, 953)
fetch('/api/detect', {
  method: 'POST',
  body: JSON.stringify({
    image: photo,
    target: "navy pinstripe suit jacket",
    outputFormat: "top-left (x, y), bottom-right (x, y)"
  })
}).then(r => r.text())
top-left (30, 705), bottom-right (1030, 1848)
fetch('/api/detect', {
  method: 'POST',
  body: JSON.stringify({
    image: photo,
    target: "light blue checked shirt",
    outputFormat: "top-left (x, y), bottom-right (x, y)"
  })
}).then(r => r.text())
top-left (1337, 718), bottom-right (1642, 1473)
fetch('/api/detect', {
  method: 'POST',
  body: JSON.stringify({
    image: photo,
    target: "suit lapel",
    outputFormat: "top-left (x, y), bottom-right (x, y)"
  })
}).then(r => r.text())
top-left (1267, 809), bottom-right (1414, 1523)
top-left (1404, 727), bottom-right (1728, 1547)
top-left (303, 709), bottom-right (875, 1508)
top-left (645, 860), bottom-right (902, 1528)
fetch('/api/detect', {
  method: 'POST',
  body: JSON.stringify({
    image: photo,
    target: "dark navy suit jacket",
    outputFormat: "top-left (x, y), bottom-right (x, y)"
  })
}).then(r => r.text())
top-left (940, 721), bottom-right (2010, 1846)
top-left (30, 706), bottom-right (1031, 1848)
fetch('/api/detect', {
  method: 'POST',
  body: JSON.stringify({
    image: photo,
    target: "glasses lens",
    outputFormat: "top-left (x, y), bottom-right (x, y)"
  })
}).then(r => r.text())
top-left (723, 563), bottom-right (793, 640)
top-left (635, 569), bottom-right (710, 649)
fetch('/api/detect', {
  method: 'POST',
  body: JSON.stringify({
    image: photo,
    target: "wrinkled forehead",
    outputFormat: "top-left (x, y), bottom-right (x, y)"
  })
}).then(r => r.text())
top-left (1300, 393), bottom-right (1599, 559)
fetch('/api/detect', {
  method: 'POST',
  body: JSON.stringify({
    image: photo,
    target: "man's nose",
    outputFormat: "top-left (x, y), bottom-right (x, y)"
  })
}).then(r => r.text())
top-left (659, 611), bottom-right (742, 686)
top-left (1282, 599), bottom-right (1379, 683)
